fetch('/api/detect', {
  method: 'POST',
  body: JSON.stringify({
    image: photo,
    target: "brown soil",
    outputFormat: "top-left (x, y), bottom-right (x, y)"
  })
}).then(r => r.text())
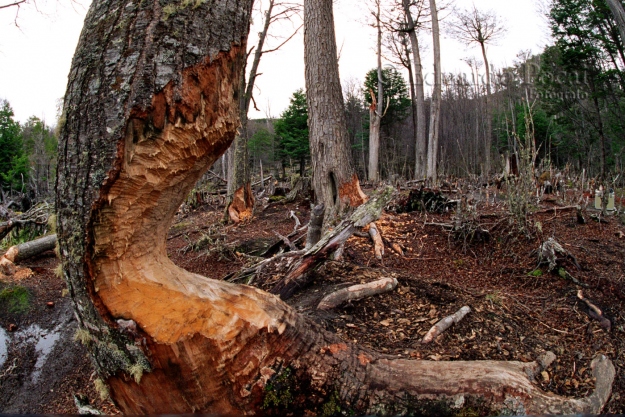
top-left (1, 188), bottom-right (624, 414)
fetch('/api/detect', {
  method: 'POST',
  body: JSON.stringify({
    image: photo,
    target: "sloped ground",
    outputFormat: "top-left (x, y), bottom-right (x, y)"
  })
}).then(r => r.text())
top-left (1, 188), bottom-right (624, 413)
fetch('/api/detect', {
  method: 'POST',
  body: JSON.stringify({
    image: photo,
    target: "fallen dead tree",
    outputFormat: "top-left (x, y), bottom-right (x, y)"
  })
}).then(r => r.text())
top-left (269, 187), bottom-right (394, 299)
top-left (317, 277), bottom-right (398, 310)
top-left (0, 203), bottom-right (53, 241)
top-left (227, 189), bottom-right (393, 293)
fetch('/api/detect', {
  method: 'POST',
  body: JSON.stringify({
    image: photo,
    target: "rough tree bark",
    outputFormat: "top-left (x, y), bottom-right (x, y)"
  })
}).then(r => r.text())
top-left (304, 0), bottom-right (367, 227)
top-left (426, 0), bottom-right (442, 183)
top-left (55, 0), bottom-right (616, 413)
top-left (368, 0), bottom-right (384, 183)
top-left (402, 0), bottom-right (427, 179)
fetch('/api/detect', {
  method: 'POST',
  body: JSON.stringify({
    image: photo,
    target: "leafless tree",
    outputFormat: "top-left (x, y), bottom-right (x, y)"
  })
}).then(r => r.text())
top-left (368, 0), bottom-right (385, 182)
top-left (427, 0), bottom-right (442, 183)
top-left (226, 0), bottom-right (301, 222)
top-left (448, 5), bottom-right (505, 176)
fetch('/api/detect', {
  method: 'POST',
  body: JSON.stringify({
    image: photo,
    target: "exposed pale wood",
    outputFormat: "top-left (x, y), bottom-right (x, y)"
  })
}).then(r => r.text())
top-left (368, 222), bottom-right (384, 259)
top-left (317, 277), bottom-right (397, 310)
top-left (54, 0), bottom-right (617, 412)
top-left (228, 184), bottom-right (254, 223)
top-left (422, 306), bottom-right (471, 344)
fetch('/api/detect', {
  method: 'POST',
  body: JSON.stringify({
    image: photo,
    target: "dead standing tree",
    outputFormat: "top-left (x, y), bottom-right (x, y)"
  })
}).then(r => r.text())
top-left (368, 0), bottom-right (385, 183)
top-left (227, 0), bottom-right (301, 222)
top-left (56, 0), bottom-right (616, 413)
top-left (400, 0), bottom-right (428, 179)
top-left (448, 6), bottom-right (505, 177)
top-left (427, 0), bottom-right (442, 183)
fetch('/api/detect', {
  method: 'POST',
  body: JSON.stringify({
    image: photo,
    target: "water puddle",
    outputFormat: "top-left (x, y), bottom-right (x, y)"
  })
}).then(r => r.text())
top-left (0, 326), bottom-right (7, 369)
top-left (3, 324), bottom-right (63, 383)
top-left (31, 326), bottom-right (61, 383)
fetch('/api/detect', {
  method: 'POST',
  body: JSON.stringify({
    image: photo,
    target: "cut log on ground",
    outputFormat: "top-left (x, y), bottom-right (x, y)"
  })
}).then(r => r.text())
top-left (577, 290), bottom-right (611, 330)
top-left (3, 234), bottom-right (57, 263)
top-left (367, 222), bottom-right (384, 260)
top-left (52, 0), bottom-right (617, 413)
top-left (317, 277), bottom-right (398, 310)
top-left (422, 306), bottom-right (471, 344)
top-left (269, 187), bottom-right (394, 299)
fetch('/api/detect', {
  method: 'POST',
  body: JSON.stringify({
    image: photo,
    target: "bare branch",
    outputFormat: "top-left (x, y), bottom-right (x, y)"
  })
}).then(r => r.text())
top-left (0, 0), bottom-right (26, 9)
top-left (261, 24), bottom-right (302, 54)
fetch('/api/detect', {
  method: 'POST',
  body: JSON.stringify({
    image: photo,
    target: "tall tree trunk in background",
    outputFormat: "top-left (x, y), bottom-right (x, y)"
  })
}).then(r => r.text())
top-left (607, 0), bottom-right (625, 49)
top-left (368, 0), bottom-right (384, 182)
top-left (480, 42), bottom-right (493, 176)
top-left (427, 0), bottom-right (442, 183)
top-left (305, 0), bottom-right (367, 226)
top-left (402, 0), bottom-right (427, 179)
top-left (227, 0), bottom-right (277, 223)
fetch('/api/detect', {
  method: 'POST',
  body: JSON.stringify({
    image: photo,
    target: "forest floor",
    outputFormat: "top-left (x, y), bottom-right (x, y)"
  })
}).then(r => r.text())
top-left (1, 185), bottom-right (625, 414)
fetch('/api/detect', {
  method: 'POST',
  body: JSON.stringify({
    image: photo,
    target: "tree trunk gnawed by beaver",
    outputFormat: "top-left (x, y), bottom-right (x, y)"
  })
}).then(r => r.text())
top-left (55, 0), bottom-right (615, 413)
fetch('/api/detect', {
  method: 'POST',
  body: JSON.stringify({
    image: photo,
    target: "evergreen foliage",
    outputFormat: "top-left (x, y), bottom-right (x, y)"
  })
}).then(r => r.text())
top-left (363, 67), bottom-right (411, 126)
top-left (0, 100), bottom-right (28, 192)
top-left (274, 90), bottom-right (309, 176)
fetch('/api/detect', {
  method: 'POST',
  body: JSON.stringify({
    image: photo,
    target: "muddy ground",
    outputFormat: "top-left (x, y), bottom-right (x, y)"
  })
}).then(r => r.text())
top-left (1, 186), bottom-right (624, 414)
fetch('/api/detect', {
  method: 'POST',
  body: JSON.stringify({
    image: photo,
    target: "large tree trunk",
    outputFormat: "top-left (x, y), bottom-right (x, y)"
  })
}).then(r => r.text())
top-left (427, 0), bottom-right (442, 183)
top-left (304, 0), bottom-right (367, 226)
top-left (402, 0), bottom-right (427, 179)
top-left (55, 0), bottom-right (616, 413)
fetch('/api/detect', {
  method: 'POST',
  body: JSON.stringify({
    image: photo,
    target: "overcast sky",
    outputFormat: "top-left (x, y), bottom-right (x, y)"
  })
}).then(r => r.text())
top-left (0, 0), bottom-right (551, 125)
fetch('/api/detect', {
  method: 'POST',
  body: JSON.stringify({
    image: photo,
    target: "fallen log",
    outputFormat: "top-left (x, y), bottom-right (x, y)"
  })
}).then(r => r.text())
top-left (270, 187), bottom-right (394, 300)
top-left (3, 234), bottom-right (57, 263)
top-left (367, 222), bottom-right (384, 260)
top-left (317, 277), bottom-right (398, 310)
top-left (577, 290), bottom-right (611, 331)
top-left (0, 203), bottom-right (52, 241)
top-left (422, 306), bottom-right (471, 344)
